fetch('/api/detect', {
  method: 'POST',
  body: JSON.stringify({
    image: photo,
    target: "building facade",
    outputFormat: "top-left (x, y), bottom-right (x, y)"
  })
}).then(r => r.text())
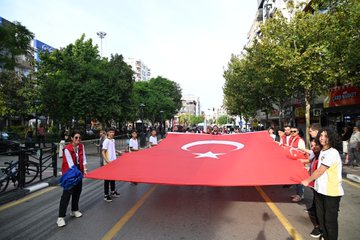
top-left (125, 58), bottom-right (151, 81)
top-left (179, 94), bottom-right (200, 116)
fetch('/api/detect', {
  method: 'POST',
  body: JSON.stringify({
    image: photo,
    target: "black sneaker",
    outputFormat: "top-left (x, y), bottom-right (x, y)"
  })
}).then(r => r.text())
top-left (131, 182), bottom-right (138, 186)
top-left (111, 191), bottom-right (120, 198)
top-left (310, 227), bottom-right (322, 238)
top-left (104, 195), bottom-right (112, 202)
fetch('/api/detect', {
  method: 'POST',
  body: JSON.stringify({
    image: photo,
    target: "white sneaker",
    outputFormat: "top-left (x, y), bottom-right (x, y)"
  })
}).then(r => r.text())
top-left (57, 217), bottom-right (66, 227)
top-left (70, 211), bottom-right (83, 218)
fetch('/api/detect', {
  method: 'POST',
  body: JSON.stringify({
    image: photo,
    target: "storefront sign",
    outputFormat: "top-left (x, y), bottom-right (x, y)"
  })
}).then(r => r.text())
top-left (294, 107), bottom-right (305, 118)
top-left (324, 86), bottom-right (360, 108)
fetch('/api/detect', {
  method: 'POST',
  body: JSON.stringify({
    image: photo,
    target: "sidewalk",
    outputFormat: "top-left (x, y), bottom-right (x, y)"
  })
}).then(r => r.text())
top-left (0, 139), bottom-right (127, 205)
top-left (342, 165), bottom-right (360, 183)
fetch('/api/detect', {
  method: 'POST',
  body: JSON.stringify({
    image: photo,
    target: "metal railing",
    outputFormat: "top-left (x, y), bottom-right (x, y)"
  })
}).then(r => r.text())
top-left (0, 145), bottom-right (57, 192)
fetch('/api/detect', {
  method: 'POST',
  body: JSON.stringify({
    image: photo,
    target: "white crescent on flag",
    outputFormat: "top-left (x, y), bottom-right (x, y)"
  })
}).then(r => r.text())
top-left (181, 140), bottom-right (245, 159)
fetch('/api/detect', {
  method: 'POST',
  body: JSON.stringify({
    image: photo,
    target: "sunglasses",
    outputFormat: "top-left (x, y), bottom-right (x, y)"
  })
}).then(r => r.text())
top-left (74, 136), bottom-right (81, 140)
top-left (290, 130), bottom-right (298, 133)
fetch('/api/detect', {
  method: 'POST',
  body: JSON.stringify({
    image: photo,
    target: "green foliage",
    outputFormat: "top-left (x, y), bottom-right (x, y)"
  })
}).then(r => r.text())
top-left (132, 76), bottom-right (182, 124)
top-left (217, 115), bottom-right (229, 125)
top-left (190, 115), bottom-right (205, 125)
top-left (37, 34), bottom-right (134, 127)
top-left (223, 0), bottom-right (359, 132)
top-left (0, 21), bottom-right (34, 70)
top-left (0, 71), bottom-right (36, 117)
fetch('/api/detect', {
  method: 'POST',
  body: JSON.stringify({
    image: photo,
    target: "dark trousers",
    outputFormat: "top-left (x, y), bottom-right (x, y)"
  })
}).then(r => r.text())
top-left (58, 180), bottom-right (82, 217)
top-left (311, 189), bottom-right (320, 226)
top-left (314, 191), bottom-right (341, 240)
top-left (104, 180), bottom-right (115, 195)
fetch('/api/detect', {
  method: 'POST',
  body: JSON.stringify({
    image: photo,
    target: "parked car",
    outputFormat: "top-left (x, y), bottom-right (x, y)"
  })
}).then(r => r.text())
top-left (0, 131), bottom-right (22, 155)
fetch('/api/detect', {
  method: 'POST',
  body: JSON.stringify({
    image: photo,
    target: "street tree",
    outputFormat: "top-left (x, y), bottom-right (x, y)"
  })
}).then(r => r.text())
top-left (190, 115), bottom-right (204, 126)
top-left (132, 76), bottom-right (182, 125)
top-left (0, 21), bottom-right (35, 128)
top-left (217, 115), bottom-right (229, 126)
top-left (0, 20), bottom-right (34, 70)
top-left (37, 34), bottom-right (134, 129)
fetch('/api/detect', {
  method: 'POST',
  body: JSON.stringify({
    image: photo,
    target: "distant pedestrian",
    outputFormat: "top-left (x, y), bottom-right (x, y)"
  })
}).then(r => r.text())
top-left (212, 125), bottom-right (221, 135)
top-left (276, 128), bottom-right (284, 144)
top-left (128, 130), bottom-right (139, 185)
top-left (57, 131), bottom-right (87, 227)
top-left (289, 126), bottom-right (306, 202)
top-left (268, 127), bottom-right (276, 140)
top-left (25, 127), bottom-right (33, 148)
top-left (341, 124), bottom-right (352, 163)
top-left (206, 126), bottom-right (212, 134)
top-left (97, 130), bottom-right (106, 166)
top-left (348, 125), bottom-right (360, 167)
top-left (149, 129), bottom-right (158, 146)
top-left (58, 129), bottom-right (67, 158)
top-left (302, 127), bottom-right (344, 240)
top-left (283, 125), bottom-right (292, 146)
top-left (102, 128), bottom-right (121, 202)
top-left (129, 130), bottom-right (139, 151)
top-left (37, 124), bottom-right (46, 147)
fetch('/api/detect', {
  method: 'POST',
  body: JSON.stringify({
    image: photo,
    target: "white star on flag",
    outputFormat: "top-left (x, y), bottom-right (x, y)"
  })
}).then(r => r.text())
top-left (193, 151), bottom-right (225, 159)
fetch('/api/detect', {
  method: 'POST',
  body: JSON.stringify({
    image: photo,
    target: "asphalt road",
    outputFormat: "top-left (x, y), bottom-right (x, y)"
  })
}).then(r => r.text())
top-left (0, 144), bottom-right (359, 240)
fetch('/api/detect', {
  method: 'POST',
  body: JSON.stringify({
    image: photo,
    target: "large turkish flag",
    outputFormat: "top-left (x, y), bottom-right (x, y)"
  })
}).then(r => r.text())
top-left (86, 131), bottom-right (309, 186)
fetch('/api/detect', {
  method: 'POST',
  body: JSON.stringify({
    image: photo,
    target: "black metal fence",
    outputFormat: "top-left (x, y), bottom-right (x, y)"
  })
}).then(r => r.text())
top-left (0, 145), bottom-right (57, 192)
top-left (17, 145), bottom-right (57, 188)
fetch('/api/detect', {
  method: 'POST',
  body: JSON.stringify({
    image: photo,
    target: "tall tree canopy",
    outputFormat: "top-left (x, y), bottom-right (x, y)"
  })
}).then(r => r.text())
top-left (0, 20), bottom-right (34, 70)
top-left (0, 20), bottom-right (35, 126)
top-left (132, 76), bottom-right (182, 124)
top-left (37, 34), bottom-right (134, 127)
top-left (223, 0), bottom-right (359, 139)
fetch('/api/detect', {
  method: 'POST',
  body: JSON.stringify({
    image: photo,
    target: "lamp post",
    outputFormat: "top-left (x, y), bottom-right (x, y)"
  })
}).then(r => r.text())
top-left (96, 31), bottom-right (107, 57)
top-left (159, 110), bottom-right (164, 138)
top-left (139, 103), bottom-right (146, 148)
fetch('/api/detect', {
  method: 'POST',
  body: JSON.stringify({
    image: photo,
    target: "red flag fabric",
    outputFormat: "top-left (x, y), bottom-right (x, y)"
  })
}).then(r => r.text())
top-left (86, 131), bottom-right (309, 186)
top-left (284, 146), bottom-right (308, 160)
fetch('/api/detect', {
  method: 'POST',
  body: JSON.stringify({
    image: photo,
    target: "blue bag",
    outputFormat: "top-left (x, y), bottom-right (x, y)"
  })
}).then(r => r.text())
top-left (59, 166), bottom-right (83, 190)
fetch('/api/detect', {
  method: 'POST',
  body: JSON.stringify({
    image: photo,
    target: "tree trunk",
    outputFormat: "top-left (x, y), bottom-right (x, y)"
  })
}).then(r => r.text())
top-left (278, 101), bottom-right (283, 129)
top-left (305, 88), bottom-right (311, 147)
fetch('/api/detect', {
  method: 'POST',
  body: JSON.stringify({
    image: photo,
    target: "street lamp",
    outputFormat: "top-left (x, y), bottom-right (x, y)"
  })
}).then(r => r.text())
top-left (96, 31), bottom-right (107, 57)
top-left (159, 110), bottom-right (164, 138)
top-left (139, 103), bottom-right (146, 148)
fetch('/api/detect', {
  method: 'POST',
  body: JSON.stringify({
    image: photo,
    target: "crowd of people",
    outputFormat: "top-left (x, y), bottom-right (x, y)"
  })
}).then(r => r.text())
top-left (56, 121), bottom-right (360, 240)
top-left (267, 121), bottom-right (360, 239)
top-left (56, 127), bottom-right (160, 227)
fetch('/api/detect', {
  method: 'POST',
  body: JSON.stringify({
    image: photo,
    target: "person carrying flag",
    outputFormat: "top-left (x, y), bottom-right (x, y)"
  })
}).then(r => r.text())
top-left (57, 131), bottom-right (87, 227)
top-left (302, 127), bottom-right (344, 240)
top-left (102, 128), bottom-right (121, 202)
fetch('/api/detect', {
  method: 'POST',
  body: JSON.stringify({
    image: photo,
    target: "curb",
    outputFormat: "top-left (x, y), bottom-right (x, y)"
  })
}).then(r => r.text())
top-left (0, 177), bottom-right (59, 206)
top-left (342, 169), bottom-right (360, 184)
top-left (25, 182), bottom-right (49, 193)
top-left (345, 174), bottom-right (360, 184)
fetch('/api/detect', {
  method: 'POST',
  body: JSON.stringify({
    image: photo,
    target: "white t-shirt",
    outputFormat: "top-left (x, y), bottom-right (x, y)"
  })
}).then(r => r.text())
top-left (285, 135), bottom-right (291, 145)
top-left (102, 138), bottom-right (117, 162)
top-left (149, 136), bottom-right (158, 145)
top-left (129, 138), bottom-right (139, 151)
top-left (315, 148), bottom-right (344, 197)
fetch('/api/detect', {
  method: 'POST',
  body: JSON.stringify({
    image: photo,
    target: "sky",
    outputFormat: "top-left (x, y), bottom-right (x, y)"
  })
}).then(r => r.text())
top-left (1, 0), bottom-right (257, 112)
